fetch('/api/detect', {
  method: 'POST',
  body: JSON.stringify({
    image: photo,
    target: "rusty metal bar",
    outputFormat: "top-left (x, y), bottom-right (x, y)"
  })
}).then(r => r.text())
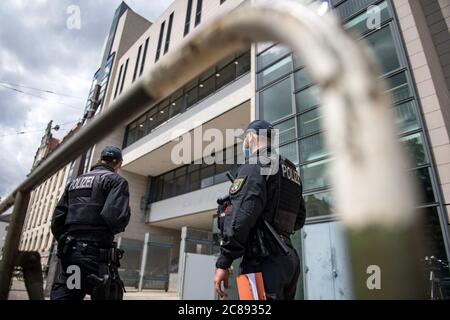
top-left (0, 0), bottom-right (424, 299)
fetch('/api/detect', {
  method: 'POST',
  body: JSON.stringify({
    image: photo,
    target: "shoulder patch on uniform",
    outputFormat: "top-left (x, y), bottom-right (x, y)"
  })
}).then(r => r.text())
top-left (229, 176), bottom-right (247, 195)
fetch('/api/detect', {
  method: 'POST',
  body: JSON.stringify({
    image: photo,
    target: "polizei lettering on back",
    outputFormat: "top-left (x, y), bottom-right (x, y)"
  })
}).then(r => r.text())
top-left (281, 163), bottom-right (301, 186)
top-left (69, 175), bottom-right (95, 191)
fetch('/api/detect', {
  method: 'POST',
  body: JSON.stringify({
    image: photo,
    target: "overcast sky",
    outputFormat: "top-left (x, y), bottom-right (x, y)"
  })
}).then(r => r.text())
top-left (0, 0), bottom-right (173, 201)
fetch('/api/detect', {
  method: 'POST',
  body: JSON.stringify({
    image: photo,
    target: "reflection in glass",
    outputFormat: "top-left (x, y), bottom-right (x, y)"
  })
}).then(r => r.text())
top-left (363, 26), bottom-right (400, 75)
top-left (385, 72), bottom-right (411, 104)
top-left (298, 107), bottom-right (322, 137)
top-left (279, 142), bottom-right (299, 165)
top-left (299, 133), bottom-right (328, 163)
top-left (257, 44), bottom-right (290, 71)
top-left (295, 86), bottom-right (320, 113)
top-left (257, 56), bottom-right (292, 88)
top-left (260, 77), bottom-right (293, 123)
top-left (300, 158), bottom-right (331, 191)
top-left (305, 191), bottom-right (334, 218)
top-left (414, 167), bottom-right (435, 204)
top-left (394, 100), bottom-right (419, 134)
top-left (400, 132), bottom-right (427, 167)
top-left (274, 118), bottom-right (296, 145)
top-left (345, 1), bottom-right (390, 35)
top-left (294, 68), bottom-right (312, 90)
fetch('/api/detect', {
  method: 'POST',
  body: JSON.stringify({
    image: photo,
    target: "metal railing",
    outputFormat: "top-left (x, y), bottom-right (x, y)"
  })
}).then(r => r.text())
top-left (0, 0), bottom-right (425, 299)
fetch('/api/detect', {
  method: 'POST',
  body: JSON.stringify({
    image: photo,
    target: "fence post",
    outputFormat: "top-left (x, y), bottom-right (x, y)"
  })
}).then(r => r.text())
top-left (0, 191), bottom-right (31, 300)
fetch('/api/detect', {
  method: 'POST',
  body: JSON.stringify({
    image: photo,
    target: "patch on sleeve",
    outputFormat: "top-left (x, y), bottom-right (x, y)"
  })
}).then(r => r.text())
top-left (229, 176), bottom-right (247, 195)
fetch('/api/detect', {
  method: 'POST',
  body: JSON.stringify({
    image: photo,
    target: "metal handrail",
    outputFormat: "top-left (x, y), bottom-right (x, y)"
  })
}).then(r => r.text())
top-left (0, 0), bottom-right (424, 299)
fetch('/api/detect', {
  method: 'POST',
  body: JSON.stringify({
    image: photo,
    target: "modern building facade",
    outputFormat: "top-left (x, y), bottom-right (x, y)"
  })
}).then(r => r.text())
top-left (29, 0), bottom-right (449, 298)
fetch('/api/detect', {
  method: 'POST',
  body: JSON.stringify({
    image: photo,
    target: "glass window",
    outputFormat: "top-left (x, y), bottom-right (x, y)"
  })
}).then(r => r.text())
top-left (274, 118), bottom-right (296, 145)
top-left (135, 116), bottom-right (146, 140)
top-left (186, 86), bottom-right (198, 108)
top-left (363, 26), bottom-right (401, 75)
top-left (335, 0), bottom-right (378, 20)
top-left (216, 62), bottom-right (236, 89)
top-left (400, 132), bottom-right (428, 167)
top-left (305, 191), bottom-right (334, 218)
top-left (256, 42), bottom-right (274, 54)
top-left (257, 44), bottom-right (290, 71)
top-left (421, 206), bottom-right (448, 260)
top-left (300, 158), bottom-right (331, 191)
top-left (298, 107), bottom-right (322, 137)
top-left (157, 102), bottom-right (170, 125)
top-left (260, 77), bottom-right (293, 123)
top-left (414, 167), bottom-right (436, 204)
top-left (279, 142), bottom-right (299, 165)
top-left (200, 166), bottom-right (215, 188)
top-left (170, 96), bottom-right (183, 118)
top-left (345, 1), bottom-right (390, 35)
top-left (126, 123), bottom-right (137, 147)
top-left (236, 52), bottom-right (251, 77)
top-left (385, 72), bottom-right (411, 104)
top-left (198, 76), bottom-right (215, 100)
top-left (146, 108), bottom-right (158, 132)
top-left (299, 133), bottom-right (328, 163)
top-left (188, 169), bottom-right (201, 192)
top-left (294, 68), bottom-right (312, 90)
top-left (257, 56), bottom-right (293, 89)
top-left (394, 100), bottom-right (420, 134)
top-left (295, 86), bottom-right (321, 113)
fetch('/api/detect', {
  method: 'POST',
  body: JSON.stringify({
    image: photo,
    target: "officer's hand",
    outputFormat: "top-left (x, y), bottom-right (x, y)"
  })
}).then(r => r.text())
top-left (214, 268), bottom-right (229, 298)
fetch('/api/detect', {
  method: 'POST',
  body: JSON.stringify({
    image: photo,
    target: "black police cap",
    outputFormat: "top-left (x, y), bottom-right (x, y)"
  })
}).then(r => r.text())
top-left (245, 120), bottom-right (274, 138)
top-left (101, 146), bottom-right (123, 161)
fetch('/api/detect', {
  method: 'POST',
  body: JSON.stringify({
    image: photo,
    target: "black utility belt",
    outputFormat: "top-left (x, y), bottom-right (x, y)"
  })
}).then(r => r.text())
top-left (71, 241), bottom-right (113, 261)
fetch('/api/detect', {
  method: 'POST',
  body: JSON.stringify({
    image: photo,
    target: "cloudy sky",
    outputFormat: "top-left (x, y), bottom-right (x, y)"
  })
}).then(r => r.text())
top-left (0, 0), bottom-right (173, 201)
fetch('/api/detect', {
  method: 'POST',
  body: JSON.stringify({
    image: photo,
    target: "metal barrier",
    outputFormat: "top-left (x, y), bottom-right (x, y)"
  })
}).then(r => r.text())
top-left (0, 0), bottom-right (425, 299)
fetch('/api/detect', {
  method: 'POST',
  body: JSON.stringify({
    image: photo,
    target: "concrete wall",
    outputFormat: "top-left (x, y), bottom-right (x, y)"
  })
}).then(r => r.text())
top-left (393, 0), bottom-right (450, 221)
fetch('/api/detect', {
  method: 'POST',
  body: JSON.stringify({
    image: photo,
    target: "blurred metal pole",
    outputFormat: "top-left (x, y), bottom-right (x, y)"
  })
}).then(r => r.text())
top-left (0, 191), bottom-right (30, 300)
top-left (0, 0), bottom-right (425, 299)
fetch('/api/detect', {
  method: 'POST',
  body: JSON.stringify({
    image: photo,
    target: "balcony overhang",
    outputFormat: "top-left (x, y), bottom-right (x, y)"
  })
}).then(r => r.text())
top-left (121, 99), bottom-right (250, 176)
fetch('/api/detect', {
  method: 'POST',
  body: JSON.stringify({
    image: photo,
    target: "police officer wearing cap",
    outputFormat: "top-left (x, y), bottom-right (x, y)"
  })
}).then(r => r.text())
top-left (214, 120), bottom-right (306, 300)
top-left (50, 146), bottom-right (131, 300)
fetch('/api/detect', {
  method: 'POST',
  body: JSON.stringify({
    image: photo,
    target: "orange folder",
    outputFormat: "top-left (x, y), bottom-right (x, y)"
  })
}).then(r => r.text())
top-left (236, 272), bottom-right (266, 300)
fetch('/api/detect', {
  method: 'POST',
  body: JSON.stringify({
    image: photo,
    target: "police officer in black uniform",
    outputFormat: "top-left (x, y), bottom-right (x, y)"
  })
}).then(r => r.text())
top-left (50, 146), bottom-right (131, 300)
top-left (215, 120), bottom-right (306, 300)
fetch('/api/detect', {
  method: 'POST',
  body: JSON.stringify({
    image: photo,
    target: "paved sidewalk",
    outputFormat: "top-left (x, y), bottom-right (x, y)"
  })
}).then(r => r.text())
top-left (8, 279), bottom-right (179, 300)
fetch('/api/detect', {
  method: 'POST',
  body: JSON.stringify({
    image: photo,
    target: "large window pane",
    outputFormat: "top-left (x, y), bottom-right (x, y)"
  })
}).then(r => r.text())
top-left (335, 0), bottom-right (378, 20)
top-left (385, 72), bottom-right (411, 104)
top-left (236, 51), bottom-right (251, 77)
top-left (295, 86), bottom-right (321, 113)
top-left (363, 26), bottom-right (400, 75)
top-left (294, 68), bottom-right (312, 90)
top-left (257, 44), bottom-right (290, 71)
top-left (260, 77), bottom-right (293, 123)
top-left (279, 142), bottom-right (299, 165)
top-left (298, 107), bottom-right (322, 137)
top-left (198, 76), bottom-right (215, 100)
top-left (126, 123), bottom-right (137, 147)
top-left (299, 133), bottom-right (328, 163)
top-left (188, 170), bottom-right (201, 192)
top-left (274, 118), bottom-right (296, 145)
top-left (300, 158), bottom-right (331, 191)
top-left (135, 116), bottom-right (146, 140)
top-left (414, 167), bottom-right (436, 204)
top-left (216, 63), bottom-right (236, 89)
top-left (394, 100), bottom-right (420, 134)
top-left (400, 132), bottom-right (428, 167)
top-left (257, 56), bottom-right (292, 89)
top-left (305, 191), bottom-right (334, 218)
top-left (200, 166), bottom-right (215, 188)
top-left (146, 108), bottom-right (158, 132)
top-left (421, 206), bottom-right (448, 261)
top-left (345, 1), bottom-right (390, 35)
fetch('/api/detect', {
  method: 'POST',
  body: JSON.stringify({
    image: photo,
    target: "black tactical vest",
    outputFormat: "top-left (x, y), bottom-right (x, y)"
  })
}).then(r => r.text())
top-left (65, 169), bottom-right (115, 229)
top-left (264, 156), bottom-right (302, 235)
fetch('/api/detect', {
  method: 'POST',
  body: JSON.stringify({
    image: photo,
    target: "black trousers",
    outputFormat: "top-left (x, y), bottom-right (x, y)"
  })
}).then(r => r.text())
top-left (50, 249), bottom-right (122, 300)
top-left (240, 248), bottom-right (300, 300)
